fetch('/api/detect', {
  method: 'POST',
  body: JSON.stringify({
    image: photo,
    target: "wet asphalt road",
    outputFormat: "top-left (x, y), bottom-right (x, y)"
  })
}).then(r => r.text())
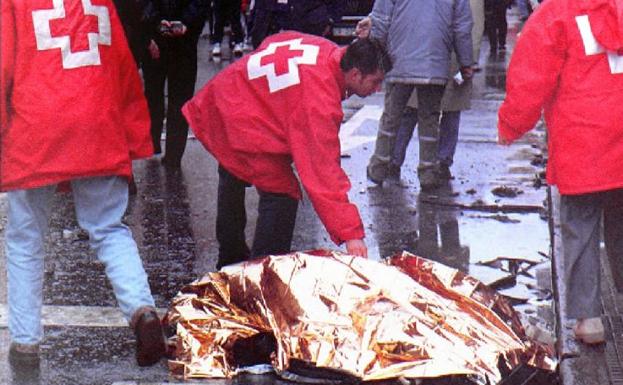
top-left (0, 9), bottom-right (555, 385)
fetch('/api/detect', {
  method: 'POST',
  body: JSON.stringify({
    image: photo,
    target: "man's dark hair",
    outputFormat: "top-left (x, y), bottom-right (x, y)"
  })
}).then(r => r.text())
top-left (340, 38), bottom-right (393, 75)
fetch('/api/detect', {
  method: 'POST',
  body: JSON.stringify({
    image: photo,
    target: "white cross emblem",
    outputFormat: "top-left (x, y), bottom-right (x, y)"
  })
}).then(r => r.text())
top-left (32, 0), bottom-right (111, 69)
top-left (576, 15), bottom-right (623, 74)
top-left (247, 38), bottom-right (320, 93)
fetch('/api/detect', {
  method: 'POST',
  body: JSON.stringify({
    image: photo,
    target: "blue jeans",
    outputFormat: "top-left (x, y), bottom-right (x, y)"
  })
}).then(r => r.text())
top-left (6, 176), bottom-right (155, 345)
top-left (392, 110), bottom-right (461, 168)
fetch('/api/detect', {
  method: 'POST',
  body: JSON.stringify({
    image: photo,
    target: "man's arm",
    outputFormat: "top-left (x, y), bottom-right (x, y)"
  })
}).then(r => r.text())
top-left (368, 0), bottom-right (396, 46)
top-left (181, 0), bottom-right (210, 33)
top-left (287, 80), bottom-right (366, 256)
top-left (453, 0), bottom-right (474, 69)
top-left (497, 0), bottom-right (565, 144)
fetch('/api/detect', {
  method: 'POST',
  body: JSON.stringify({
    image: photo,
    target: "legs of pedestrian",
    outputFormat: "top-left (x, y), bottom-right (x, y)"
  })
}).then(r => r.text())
top-left (390, 107), bottom-right (418, 179)
top-left (497, 5), bottom-right (508, 50)
top-left (6, 185), bottom-right (55, 360)
top-left (438, 110), bottom-right (461, 179)
top-left (250, 190), bottom-right (298, 259)
top-left (142, 58), bottom-right (167, 155)
top-left (367, 82), bottom-right (415, 184)
top-left (604, 189), bottom-right (623, 292)
top-left (71, 176), bottom-right (165, 365)
top-left (161, 46), bottom-right (198, 168)
top-left (216, 166), bottom-right (251, 269)
top-left (415, 84), bottom-right (445, 191)
top-left (560, 192), bottom-right (605, 344)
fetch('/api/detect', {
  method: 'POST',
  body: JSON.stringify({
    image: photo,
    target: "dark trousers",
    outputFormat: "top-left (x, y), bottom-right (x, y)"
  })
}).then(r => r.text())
top-left (142, 38), bottom-right (198, 165)
top-left (560, 189), bottom-right (623, 319)
top-left (211, 0), bottom-right (244, 45)
top-left (216, 166), bottom-right (298, 269)
top-left (485, 4), bottom-right (507, 51)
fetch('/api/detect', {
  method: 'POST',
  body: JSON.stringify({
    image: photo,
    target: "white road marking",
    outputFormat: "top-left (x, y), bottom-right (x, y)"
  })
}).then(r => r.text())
top-left (339, 104), bottom-right (383, 152)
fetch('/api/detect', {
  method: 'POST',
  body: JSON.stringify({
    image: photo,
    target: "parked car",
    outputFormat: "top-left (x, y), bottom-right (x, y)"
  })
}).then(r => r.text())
top-left (331, 0), bottom-right (374, 45)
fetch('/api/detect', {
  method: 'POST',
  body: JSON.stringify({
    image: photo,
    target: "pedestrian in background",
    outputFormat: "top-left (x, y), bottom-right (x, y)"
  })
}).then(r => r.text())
top-left (142, 0), bottom-right (208, 169)
top-left (183, 33), bottom-right (392, 268)
top-left (498, 0), bottom-right (623, 345)
top-left (357, 0), bottom-right (473, 191)
top-left (249, 0), bottom-right (345, 48)
top-left (210, 0), bottom-right (245, 58)
top-left (485, 0), bottom-right (510, 54)
top-left (1, 0), bottom-right (165, 367)
top-left (388, 0), bottom-right (484, 181)
top-left (112, 0), bottom-right (156, 66)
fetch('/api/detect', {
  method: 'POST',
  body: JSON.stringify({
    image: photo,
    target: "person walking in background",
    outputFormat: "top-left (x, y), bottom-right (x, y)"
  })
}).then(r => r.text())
top-left (142, 0), bottom-right (208, 169)
top-left (1, 0), bottom-right (165, 368)
top-left (210, 0), bottom-right (245, 58)
top-left (249, 0), bottom-right (345, 48)
top-left (498, 0), bottom-right (623, 345)
top-left (357, 0), bottom-right (473, 191)
top-left (389, 0), bottom-right (485, 181)
top-left (183, 33), bottom-right (392, 268)
top-left (112, 0), bottom-right (156, 66)
top-left (485, 0), bottom-right (509, 54)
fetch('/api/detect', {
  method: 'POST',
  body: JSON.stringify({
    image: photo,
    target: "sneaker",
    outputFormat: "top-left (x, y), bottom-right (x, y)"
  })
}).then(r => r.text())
top-left (574, 317), bottom-right (605, 345)
top-left (211, 42), bottom-right (221, 57)
top-left (132, 307), bottom-right (166, 366)
top-left (233, 42), bottom-right (244, 56)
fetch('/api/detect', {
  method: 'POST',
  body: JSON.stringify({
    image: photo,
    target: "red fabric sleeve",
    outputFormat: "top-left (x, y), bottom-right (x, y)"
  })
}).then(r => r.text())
top-left (1, 0), bottom-right (15, 131)
top-left (497, 1), bottom-right (567, 142)
top-left (287, 80), bottom-right (365, 245)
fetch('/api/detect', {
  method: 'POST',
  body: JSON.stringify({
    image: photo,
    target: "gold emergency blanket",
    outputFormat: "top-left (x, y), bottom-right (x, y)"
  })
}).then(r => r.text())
top-left (165, 251), bottom-right (556, 383)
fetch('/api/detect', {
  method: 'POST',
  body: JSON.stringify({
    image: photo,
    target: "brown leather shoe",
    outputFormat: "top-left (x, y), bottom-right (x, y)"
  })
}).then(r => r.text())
top-left (132, 307), bottom-right (166, 366)
top-left (9, 342), bottom-right (40, 367)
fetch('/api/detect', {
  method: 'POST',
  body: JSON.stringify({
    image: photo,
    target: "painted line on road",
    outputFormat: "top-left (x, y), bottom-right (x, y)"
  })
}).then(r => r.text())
top-left (0, 304), bottom-right (166, 328)
top-left (339, 104), bottom-right (382, 153)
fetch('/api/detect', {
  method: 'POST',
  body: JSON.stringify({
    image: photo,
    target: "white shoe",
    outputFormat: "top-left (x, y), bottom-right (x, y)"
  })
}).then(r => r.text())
top-left (233, 43), bottom-right (244, 56)
top-left (211, 43), bottom-right (221, 57)
top-left (574, 317), bottom-right (605, 344)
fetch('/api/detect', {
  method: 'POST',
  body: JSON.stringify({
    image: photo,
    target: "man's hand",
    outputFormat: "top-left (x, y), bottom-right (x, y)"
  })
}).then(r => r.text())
top-left (355, 17), bottom-right (372, 39)
top-left (460, 65), bottom-right (474, 80)
top-left (497, 135), bottom-right (513, 146)
top-left (345, 239), bottom-right (368, 258)
top-left (159, 20), bottom-right (187, 37)
top-left (148, 39), bottom-right (160, 59)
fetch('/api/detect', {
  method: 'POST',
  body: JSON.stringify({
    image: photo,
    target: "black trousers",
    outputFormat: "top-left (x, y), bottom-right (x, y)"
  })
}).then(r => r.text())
top-left (216, 166), bottom-right (298, 269)
top-left (211, 0), bottom-right (244, 45)
top-left (485, 4), bottom-right (507, 51)
top-left (142, 37), bottom-right (198, 166)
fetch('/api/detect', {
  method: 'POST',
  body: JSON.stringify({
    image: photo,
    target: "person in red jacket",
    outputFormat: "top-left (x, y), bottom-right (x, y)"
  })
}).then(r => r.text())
top-left (1, 0), bottom-right (165, 367)
top-left (183, 33), bottom-right (391, 268)
top-left (498, 0), bottom-right (623, 345)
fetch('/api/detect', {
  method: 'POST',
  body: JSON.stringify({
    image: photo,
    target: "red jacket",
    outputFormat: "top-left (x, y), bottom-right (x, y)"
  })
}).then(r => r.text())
top-left (183, 31), bottom-right (364, 245)
top-left (498, 0), bottom-right (623, 195)
top-left (0, 0), bottom-right (152, 192)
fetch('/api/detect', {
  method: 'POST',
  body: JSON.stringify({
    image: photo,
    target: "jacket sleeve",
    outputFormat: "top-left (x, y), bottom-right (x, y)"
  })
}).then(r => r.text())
top-left (1, 0), bottom-right (15, 131)
top-left (453, 0), bottom-right (474, 68)
top-left (497, 2), bottom-right (566, 142)
top-left (326, 0), bottom-right (346, 23)
top-left (370, 0), bottom-right (395, 46)
top-left (182, 0), bottom-right (209, 31)
top-left (287, 80), bottom-right (365, 245)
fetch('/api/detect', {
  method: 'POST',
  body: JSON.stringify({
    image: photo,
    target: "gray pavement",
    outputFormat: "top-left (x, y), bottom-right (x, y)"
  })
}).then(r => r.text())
top-left (0, 9), bottom-right (562, 385)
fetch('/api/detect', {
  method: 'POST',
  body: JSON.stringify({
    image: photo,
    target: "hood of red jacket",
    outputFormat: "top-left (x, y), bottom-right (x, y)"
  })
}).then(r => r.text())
top-left (581, 0), bottom-right (623, 52)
